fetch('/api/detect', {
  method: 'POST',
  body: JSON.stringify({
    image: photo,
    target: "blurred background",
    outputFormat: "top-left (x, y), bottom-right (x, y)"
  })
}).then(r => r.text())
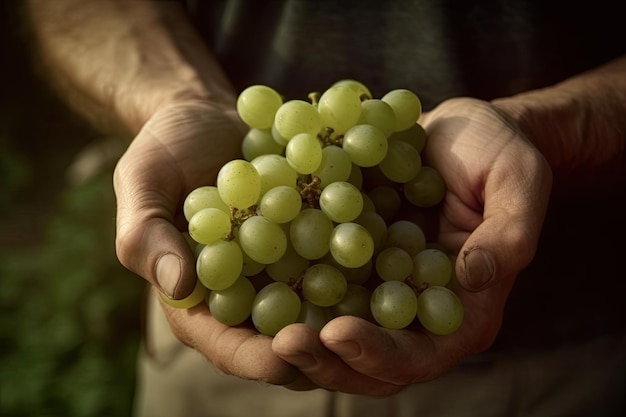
top-left (1, 3), bottom-right (144, 416)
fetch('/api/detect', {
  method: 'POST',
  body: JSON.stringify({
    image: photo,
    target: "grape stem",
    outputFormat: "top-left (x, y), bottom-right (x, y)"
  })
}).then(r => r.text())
top-left (298, 176), bottom-right (322, 208)
top-left (226, 206), bottom-right (257, 240)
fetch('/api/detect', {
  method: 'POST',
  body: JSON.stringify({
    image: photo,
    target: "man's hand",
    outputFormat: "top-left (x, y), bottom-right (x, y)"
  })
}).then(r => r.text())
top-left (272, 98), bottom-right (553, 395)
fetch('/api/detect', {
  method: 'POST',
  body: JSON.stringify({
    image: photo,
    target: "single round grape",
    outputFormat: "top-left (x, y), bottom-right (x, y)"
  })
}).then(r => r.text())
top-left (159, 279), bottom-right (207, 309)
top-left (329, 222), bottom-right (374, 268)
top-left (187, 207), bottom-right (232, 245)
top-left (238, 215), bottom-right (287, 264)
top-left (358, 99), bottom-right (396, 137)
top-left (217, 159), bottom-right (261, 210)
top-left (290, 208), bottom-right (334, 260)
top-left (378, 139), bottom-right (422, 183)
top-left (384, 220), bottom-right (427, 257)
top-left (241, 128), bottom-right (285, 161)
top-left (319, 181), bottom-right (364, 223)
top-left (237, 85), bottom-right (283, 129)
top-left (317, 84), bottom-right (362, 135)
top-left (331, 284), bottom-right (373, 321)
top-left (302, 263), bottom-right (348, 307)
top-left (388, 122), bottom-right (427, 153)
top-left (412, 248), bottom-right (452, 287)
top-left (208, 276), bottom-right (257, 326)
top-left (370, 280), bottom-right (418, 329)
top-left (367, 185), bottom-right (402, 222)
top-left (381, 89), bottom-right (422, 132)
top-left (403, 166), bottom-right (446, 207)
top-left (251, 281), bottom-right (301, 336)
top-left (183, 185), bottom-right (229, 222)
top-left (376, 247), bottom-right (413, 282)
top-left (274, 100), bottom-right (321, 139)
top-left (347, 163), bottom-right (363, 190)
top-left (311, 145), bottom-right (353, 188)
top-left (196, 240), bottom-right (243, 290)
top-left (259, 185), bottom-right (302, 224)
top-left (285, 132), bottom-right (323, 174)
top-left (265, 242), bottom-right (310, 283)
top-left (342, 124), bottom-right (389, 167)
top-left (297, 301), bottom-right (333, 331)
top-left (416, 286), bottom-right (463, 335)
top-left (332, 79), bottom-right (372, 99)
top-left (354, 210), bottom-right (388, 255)
top-left (251, 154), bottom-right (298, 196)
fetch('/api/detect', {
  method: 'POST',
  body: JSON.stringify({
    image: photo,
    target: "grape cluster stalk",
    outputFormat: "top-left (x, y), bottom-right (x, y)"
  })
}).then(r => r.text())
top-left (163, 80), bottom-right (464, 337)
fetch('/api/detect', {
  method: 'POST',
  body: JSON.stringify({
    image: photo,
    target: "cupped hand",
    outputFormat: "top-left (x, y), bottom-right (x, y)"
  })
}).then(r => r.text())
top-left (113, 100), bottom-right (305, 385)
top-left (273, 97), bottom-right (553, 395)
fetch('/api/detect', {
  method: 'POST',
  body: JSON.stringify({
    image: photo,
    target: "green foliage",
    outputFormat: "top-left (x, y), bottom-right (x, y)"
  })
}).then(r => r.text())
top-left (0, 172), bottom-right (144, 417)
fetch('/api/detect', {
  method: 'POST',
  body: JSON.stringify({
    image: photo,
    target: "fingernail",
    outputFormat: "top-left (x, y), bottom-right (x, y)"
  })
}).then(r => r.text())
top-left (326, 340), bottom-right (361, 360)
top-left (156, 253), bottom-right (182, 298)
top-left (463, 248), bottom-right (495, 290)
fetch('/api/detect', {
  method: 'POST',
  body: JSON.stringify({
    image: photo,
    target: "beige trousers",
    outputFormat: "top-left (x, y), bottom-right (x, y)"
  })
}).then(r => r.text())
top-left (133, 294), bottom-right (625, 417)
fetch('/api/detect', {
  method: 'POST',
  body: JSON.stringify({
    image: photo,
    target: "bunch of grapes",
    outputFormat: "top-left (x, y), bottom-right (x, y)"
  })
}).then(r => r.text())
top-left (162, 80), bottom-right (464, 337)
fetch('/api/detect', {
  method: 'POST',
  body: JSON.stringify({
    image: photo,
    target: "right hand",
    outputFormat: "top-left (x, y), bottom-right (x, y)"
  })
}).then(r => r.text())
top-left (113, 99), bottom-right (308, 386)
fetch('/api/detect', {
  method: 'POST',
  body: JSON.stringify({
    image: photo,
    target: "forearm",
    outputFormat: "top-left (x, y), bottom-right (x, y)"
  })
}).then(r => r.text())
top-left (492, 56), bottom-right (626, 196)
top-left (26, 0), bottom-right (236, 137)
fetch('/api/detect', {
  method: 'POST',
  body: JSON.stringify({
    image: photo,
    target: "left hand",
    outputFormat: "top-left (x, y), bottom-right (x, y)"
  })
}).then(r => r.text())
top-left (272, 97), bottom-right (553, 395)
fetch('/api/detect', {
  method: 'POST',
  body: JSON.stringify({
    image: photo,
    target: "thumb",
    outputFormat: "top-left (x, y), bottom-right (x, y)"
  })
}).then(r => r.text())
top-left (456, 168), bottom-right (551, 292)
top-left (113, 149), bottom-right (197, 300)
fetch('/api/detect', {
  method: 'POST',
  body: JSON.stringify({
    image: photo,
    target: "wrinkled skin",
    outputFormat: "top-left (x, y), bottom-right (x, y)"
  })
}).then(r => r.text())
top-left (114, 97), bottom-right (552, 396)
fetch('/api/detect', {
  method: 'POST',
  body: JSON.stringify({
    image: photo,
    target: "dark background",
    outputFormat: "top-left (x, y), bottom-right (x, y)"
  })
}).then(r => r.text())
top-left (1, 3), bottom-right (144, 416)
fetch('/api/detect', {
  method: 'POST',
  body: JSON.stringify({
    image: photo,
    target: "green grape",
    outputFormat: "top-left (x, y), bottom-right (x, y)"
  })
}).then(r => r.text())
top-left (271, 123), bottom-right (289, 146)
top-left (239, 239), bottom-right (266, 276)
top-left (265, 241), bottom-right (310, 283)
top-left (385, 220), bottom-right (426, 257)
top-left (317, 84), bottom-right (362, 135)
top-left (311, 145), bottom-right (353, 188)
top-left (378, 139), bottom-right (422, 183)
top-left (332, 79), bottom-right (372, 99)
top-left (217, 159), bottom-right (261, 210)
top-left (381, 88), bottom-right (422, 132)
top-left (370, 280), bottom-right (418, 329)
top-left (285, 132), bottom-right (323, 175)
top-left (290, 208), bottom-right (334, 259)
top-left (159, 278), bottom-right (207, 309)
top-left (297, 301), bottom-right (333, 331)
top-left (331, 284), bottom-right (373, 321)
top-left (358, 99), bottom-right (396, 137)
top-left (274, 100), bottom-right (321, 139)
top-left (341, 124), bottom-right (389, 167)
top-left (367, 185), bottom-right (401, 222)
top-left (183, 185), bottom-right (229, 222)
top-left (251, 281), bottom-right (301, 336)
top-left (196, 240), bottom-right (243, 290)
top-left (238, 215), bottom-right (287, 264)
top-left (241, 128), bottom-right (285, 161)
top-left (258, 185), bottom-right (302, 224)
top-left (302, 263), bottom-right (348, 307)
top-left (322, 254), bottom-right (373, 285)
top-left (319, 181), bottom-right (364, 223)
top-left (329, 222), bottom-right (374, 268)
top-left (375, 247), bottom-right (413, 282)
top-left (412, 248), bottom-right (452, 287)
top-left (251, 154), bottom-right (298, 196)
top-left (361, 192), bottom-right (376, 212)
top-left (347, 163), bottom-right (363, 190)
top-left (388, 122), bottom-right (427, 153)
top-left (416, 286), bottom-right (463, 335)
top-left (353, 210), bottom-right (388, 255)
top-left (187, 207), bottom-right (232, 245)
top-left (237, 85), bottom-right (283, 129)
top-left (208, 276), bottom-right (257, 326)
top-left (403, 166), bottom-right (446, 207)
